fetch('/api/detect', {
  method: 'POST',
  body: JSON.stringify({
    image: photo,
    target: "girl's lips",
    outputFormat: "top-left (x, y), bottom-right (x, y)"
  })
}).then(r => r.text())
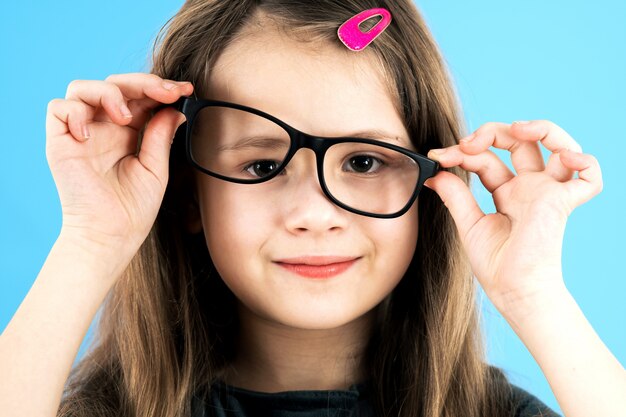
top-left (274, 257), bottom-right (360, 279)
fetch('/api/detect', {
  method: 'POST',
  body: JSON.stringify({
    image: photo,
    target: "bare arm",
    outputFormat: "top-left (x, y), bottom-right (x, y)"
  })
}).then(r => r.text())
top-left (0, 233), bottom-right (131, 416)
top-left (423, 120), bottom-right (621, 416)
top-left (0, 73), bottom-right (191, 416)
top-left (503, 284), bottom-right (626, 417)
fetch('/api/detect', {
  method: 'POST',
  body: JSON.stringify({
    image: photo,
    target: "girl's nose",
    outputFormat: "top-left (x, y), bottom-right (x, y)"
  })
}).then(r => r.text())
top-left (281, 149), bottom-right (349, 235)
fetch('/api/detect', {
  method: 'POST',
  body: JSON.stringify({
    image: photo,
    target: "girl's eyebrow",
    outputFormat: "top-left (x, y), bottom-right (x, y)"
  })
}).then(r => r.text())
top-left (346, 130), bottom-right (417, 152)
top-left (344, 129), bottom-right (406, 142)
top-left (217, 137), bottom-right (289, 152)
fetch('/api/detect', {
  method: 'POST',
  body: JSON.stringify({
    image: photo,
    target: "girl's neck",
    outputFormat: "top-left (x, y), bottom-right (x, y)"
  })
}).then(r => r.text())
top-left (219, 302), bottom-right (376, 393)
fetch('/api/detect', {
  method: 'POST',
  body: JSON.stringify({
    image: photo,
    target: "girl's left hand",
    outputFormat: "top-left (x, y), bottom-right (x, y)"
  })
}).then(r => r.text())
top-left (423, 120), bottom-right (603, 317)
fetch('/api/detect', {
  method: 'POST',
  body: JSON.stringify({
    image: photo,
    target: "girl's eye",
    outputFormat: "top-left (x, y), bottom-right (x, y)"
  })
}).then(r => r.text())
top-left (342, 155), bottom-right (384, 174)
top-left (243, 160), bottom-right (283, 178)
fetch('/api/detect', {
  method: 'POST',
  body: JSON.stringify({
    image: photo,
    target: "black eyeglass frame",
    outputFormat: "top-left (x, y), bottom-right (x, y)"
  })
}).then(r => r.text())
top-left (168, 96), bottom-right (440, 219)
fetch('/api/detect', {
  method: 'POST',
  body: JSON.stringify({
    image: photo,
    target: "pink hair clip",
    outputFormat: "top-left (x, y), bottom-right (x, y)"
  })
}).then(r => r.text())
top-left (337, 7), bottom-right (392, 52)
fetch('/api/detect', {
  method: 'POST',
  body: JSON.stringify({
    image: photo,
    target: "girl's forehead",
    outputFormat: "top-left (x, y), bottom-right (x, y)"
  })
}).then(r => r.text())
top-left (205, 30), bottom-right (410, 144)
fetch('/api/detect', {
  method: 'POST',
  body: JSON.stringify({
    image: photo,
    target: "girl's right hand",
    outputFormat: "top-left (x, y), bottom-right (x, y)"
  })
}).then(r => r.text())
top-left (46, 73), bottom-right (194, 258)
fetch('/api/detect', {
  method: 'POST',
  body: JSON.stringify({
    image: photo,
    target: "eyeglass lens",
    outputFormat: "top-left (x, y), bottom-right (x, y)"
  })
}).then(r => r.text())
top-left (190, 106), bottom-right (420, 215)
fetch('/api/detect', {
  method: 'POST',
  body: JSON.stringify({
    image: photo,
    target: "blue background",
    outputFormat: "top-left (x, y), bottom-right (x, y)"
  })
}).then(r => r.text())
top-left (1, 1), bottom-right (624, 414)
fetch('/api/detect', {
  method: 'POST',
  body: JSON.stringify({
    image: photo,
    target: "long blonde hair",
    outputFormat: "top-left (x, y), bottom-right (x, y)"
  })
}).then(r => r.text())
top-left (59, 1), bottom-right (520, 416)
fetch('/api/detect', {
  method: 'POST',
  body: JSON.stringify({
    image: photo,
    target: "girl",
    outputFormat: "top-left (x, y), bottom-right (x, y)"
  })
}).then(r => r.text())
top-left (1, 0), bottom-right (623, 416)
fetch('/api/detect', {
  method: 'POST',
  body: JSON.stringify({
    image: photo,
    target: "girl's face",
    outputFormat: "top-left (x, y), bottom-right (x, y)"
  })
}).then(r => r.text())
top-left (190, 25), bottom-right (418, 330)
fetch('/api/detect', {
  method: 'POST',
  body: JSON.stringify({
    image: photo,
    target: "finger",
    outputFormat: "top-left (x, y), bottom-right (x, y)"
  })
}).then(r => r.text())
top-left (545, 151), bottom-right (575, 182)
top-left (104, 73), bottom-right (194, 128)
top-left (104, 73), bottom-right (193, 102)
top-left (509, 120), bottom-right (582, 153)
top-left (559, 150), bottom-right (603, 209)
top-left (65, 76), bottom-right (192, 129)
top-left (125, 97), bottom-right (174, 130)
top-left (423, 170), bottom-right (485, 244)
top-left (47, 98), bottom-right (96, 141)
top-left (81, 121), bottom-right (139, 160)
top-left (46, 98), bottom-right (139, 171)
top-left (137, 107), bottom-right (187, 184)
top-left (460, 122), bottom-right (545, 174)
top-left (427, 145), bottom-right (515, 193)
top-left (510, 120), bottom-right (581, 181)
top-left (65, 79), bottom-right (134, 126)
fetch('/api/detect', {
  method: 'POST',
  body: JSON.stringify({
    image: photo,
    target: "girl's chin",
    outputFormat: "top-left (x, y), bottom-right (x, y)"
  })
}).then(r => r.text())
top-left (253, 301), bottom-right (375, 331)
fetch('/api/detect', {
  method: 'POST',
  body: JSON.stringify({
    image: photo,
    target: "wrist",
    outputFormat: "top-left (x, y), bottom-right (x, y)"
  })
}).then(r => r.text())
top-left (492, 281), bottom-right (572, 333)
top-left (493, 285), bottom-right (626, 417)
top-left (58, 226), bottom-right (142, 260)
top-left (54, 229), bottom-right (139, 286)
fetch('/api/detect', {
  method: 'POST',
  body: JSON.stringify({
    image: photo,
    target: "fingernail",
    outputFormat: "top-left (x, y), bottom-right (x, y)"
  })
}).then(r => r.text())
top-left (428, 148), bottom-right (446, 160)
top-left (162, 81), bottom-right (178, 91)
top-left (82, 125), bottom-right (90, 140)
top-left (120, 103), bottom-right (133, 118)
top-left (512, 120), bottom-right (530, 125)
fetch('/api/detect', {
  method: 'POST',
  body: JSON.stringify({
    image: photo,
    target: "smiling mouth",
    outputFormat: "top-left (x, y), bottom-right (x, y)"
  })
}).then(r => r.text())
top-left (273, 257), bottom-right (361, 279)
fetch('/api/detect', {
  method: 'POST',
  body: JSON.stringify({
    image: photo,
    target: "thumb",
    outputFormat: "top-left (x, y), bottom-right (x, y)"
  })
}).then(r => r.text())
top-left (137, 108), bottom-right (187, 182)
top-left (424, 171), bottom-right (485, 242)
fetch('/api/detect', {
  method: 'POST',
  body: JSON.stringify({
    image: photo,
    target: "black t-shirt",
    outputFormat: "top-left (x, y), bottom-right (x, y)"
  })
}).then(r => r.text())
top-left (191, 379), bottom-right (562, 417)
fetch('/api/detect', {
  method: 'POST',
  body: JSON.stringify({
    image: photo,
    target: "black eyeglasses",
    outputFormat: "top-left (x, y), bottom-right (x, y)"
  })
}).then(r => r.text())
top-left (168, 96), bottom-right (439, 219)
